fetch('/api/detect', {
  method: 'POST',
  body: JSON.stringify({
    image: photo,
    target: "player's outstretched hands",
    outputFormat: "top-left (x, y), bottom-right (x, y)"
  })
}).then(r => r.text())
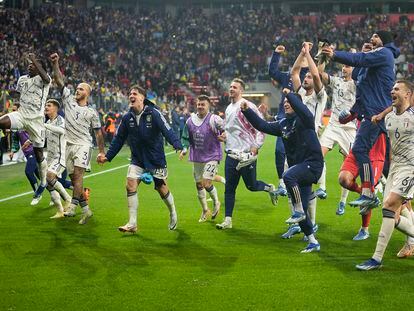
top-left (49, 53), bottom-right (59, 64)
top-left (240, 101), bottom-right (248, 111)
top-left (96, 153), bottom-right (107, 165)
top-left (275, 45), bottom-right (285, 53)
top-left (321, 46), bottom-right (334, 59)
top-left (282, 88), bottom-right (291, 95)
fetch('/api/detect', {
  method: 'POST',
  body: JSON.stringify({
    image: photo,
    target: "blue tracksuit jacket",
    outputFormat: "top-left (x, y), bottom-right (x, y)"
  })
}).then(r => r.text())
top-left (106, 103), bottom-right (182, 169)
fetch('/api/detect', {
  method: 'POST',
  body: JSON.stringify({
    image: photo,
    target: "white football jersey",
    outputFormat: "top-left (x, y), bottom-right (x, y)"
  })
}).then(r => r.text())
top-left (385, 107), bottom-right (414, 166)
top-left (224, 98), bottom-right (265, 152)
top-left (45, 115), bottom-right (66, 165)
top-left (16, 74), bottom-right (51, 119)
top-left (61, 87), bottom-right (101, 146)
top-left (328, 76), bottom-right (357, 129)
top-left (298, 86), bottom-right (327, 130)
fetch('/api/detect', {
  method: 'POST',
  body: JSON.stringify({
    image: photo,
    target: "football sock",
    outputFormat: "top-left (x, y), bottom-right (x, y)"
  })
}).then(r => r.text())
top-left (206, 185), bottom-right (219, 206)
top-left (162, 191), bottom-right (176, 214)
top-left (127, 191), bottom-right (138, 226)
top-left (373, 209), bottom-right (395, 262)
top-left (197, 188), bottom-right (208, 211)
top-left (318, 163), bottom-right (326, 190)
top-left (340, 187), bottom-right (349, 204)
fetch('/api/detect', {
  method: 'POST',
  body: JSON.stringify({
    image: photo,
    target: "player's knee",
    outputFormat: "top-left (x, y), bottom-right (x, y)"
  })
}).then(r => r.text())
top-left (383, 197), bottom-right (400, 212)
top-left (196, 182), bottom-right (204, 190)
top-left (282, 173), bottom-right (295, 188)
top-left (154, 178), bottom-right (167, 193)
top-left (202, 179), bottom-right (212, 189)
top-left (338, 175), bottom-right (348, 188)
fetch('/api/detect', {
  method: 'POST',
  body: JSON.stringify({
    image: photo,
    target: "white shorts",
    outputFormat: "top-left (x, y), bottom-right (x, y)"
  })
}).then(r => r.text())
top-left (193, 161), bottom-right (218, 182)
top-left (383, 163), bottom-right (414, 200)
top-left (319, 124), bottom-right (356, 155)
top-left (8, 111), bottom-right (45, 148)
top-left (127, 164), bottom-right (168, 180)
top-left (65, 143), bottom-right (92, 174)
top-left (47, 156), bottom-right (66, 176)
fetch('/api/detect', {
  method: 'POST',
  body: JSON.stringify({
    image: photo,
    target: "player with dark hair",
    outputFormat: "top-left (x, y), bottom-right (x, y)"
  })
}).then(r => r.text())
top-left (180, 95), bottom-right (224, 222)
top-left (0, 53), bottom-right (51, 205)
top-left (44, 99), bottom-right (72, 218)
top-left (268, 45), bottom-right (308, 196)
top-left (97, 85), bottom-right (183, 233)
top-left (241, 88), bottom-right (324, 253)
top-left (322, 31), bottom-right (400, 210)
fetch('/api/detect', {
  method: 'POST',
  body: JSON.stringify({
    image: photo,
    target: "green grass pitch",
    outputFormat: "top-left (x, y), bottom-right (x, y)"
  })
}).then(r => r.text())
top-left (0, 137), bottom-right (413, 310)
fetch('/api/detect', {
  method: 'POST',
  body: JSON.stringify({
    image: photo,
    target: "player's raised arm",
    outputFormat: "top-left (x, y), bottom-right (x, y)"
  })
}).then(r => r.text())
top-left (303, 43), bottom-right (323, 93)
top-left (268, 45), bottom-right (290, 85)
top-left (291, 48), bottom-right (305, 92)
top-left (49, 53), bottom-right (65, 90)
top-left (317, 59), bottom-right (329, 86)
top-left (28, 53), bottom-right (51, 84)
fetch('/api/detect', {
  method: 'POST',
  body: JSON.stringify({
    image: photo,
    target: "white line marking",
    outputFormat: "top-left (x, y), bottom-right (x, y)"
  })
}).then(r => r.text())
top-left (0, 150), bottom-right (176, 203)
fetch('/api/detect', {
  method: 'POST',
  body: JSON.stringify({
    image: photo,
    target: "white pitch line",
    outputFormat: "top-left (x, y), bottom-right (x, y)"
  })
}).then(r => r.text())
top-left (0, 150), bottom-right (177, 203)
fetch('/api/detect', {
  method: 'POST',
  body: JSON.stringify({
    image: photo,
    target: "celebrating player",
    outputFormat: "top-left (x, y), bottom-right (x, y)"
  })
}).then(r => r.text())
top-left (0, 53), bottom-right (51, 205)
top-left (322, 31), bottom-right (400, 209)
top-left (318, 59), bottom-right (357, 215)
top-left (290, 42), bottom-right (327, 233)
top-left (180, 95), bottom-right (223, 222)
top-left (268, 45), bottom-right (308, 197)
top-left (241, 88), bottom-right (324, 252)
top-left (97, 85), bottom-right (183, 233)
top-left (44, 99), bottom-right (72, 218)
top-left (50, 53), bottom-right (105, 225)
top-left (216, 78), bottom-right (277, 230)
top-left (357, 80), bottom-right (414, 270)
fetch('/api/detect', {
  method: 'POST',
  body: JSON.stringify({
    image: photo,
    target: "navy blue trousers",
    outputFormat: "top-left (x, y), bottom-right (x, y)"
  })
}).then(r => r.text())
top-left (283, 162), bottom-right (322, 236)
top-left (25, 154), bottom-right (40, 192)
top-left (224, 156), bottom-right (269, 217)
top-left (275, 136), bottom-right (286, 179)
top-left (352, 119), bottom-right (383, 186)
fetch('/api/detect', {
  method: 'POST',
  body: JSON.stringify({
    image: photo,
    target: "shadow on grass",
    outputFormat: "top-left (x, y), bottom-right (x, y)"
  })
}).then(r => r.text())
top-left (128, 229), bottom-right (239, 274)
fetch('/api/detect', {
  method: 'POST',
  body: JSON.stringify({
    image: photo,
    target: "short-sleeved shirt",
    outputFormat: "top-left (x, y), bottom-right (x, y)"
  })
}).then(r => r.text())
top-left (385, 107), bottom-right (414, 166)
top-left (45, 115), bottom-right (66, 163)
top-left (328, 76), bottom-right (357, 129)
top-left (16, 74), bottom-right (51, 119)
top-left (61, 87), bottom-right (101, 146)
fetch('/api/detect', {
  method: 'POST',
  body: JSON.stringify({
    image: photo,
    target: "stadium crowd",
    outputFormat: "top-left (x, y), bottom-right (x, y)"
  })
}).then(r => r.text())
top-left (1, 5), bottom-right (414, 110)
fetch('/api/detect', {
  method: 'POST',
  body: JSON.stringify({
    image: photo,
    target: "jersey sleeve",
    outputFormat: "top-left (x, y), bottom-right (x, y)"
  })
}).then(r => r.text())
top-left (91, 109), bottom-right (102, 129)
top-left (328, 76), bottom-right (338, 89)
top-left (61, 87), bottom-right (72, 109)
top-left (209, 114), bottom-right (225, 135)
top-left (16, 76), bottom-right (24, 93)
top-left (247, 102), bottom-right (266, 148)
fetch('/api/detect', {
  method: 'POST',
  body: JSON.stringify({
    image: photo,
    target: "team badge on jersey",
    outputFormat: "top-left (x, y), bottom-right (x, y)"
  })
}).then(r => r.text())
top-left (146, 115), bottom-right (152, 128)
top-left (404, 119), bottom-right (409, 128)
